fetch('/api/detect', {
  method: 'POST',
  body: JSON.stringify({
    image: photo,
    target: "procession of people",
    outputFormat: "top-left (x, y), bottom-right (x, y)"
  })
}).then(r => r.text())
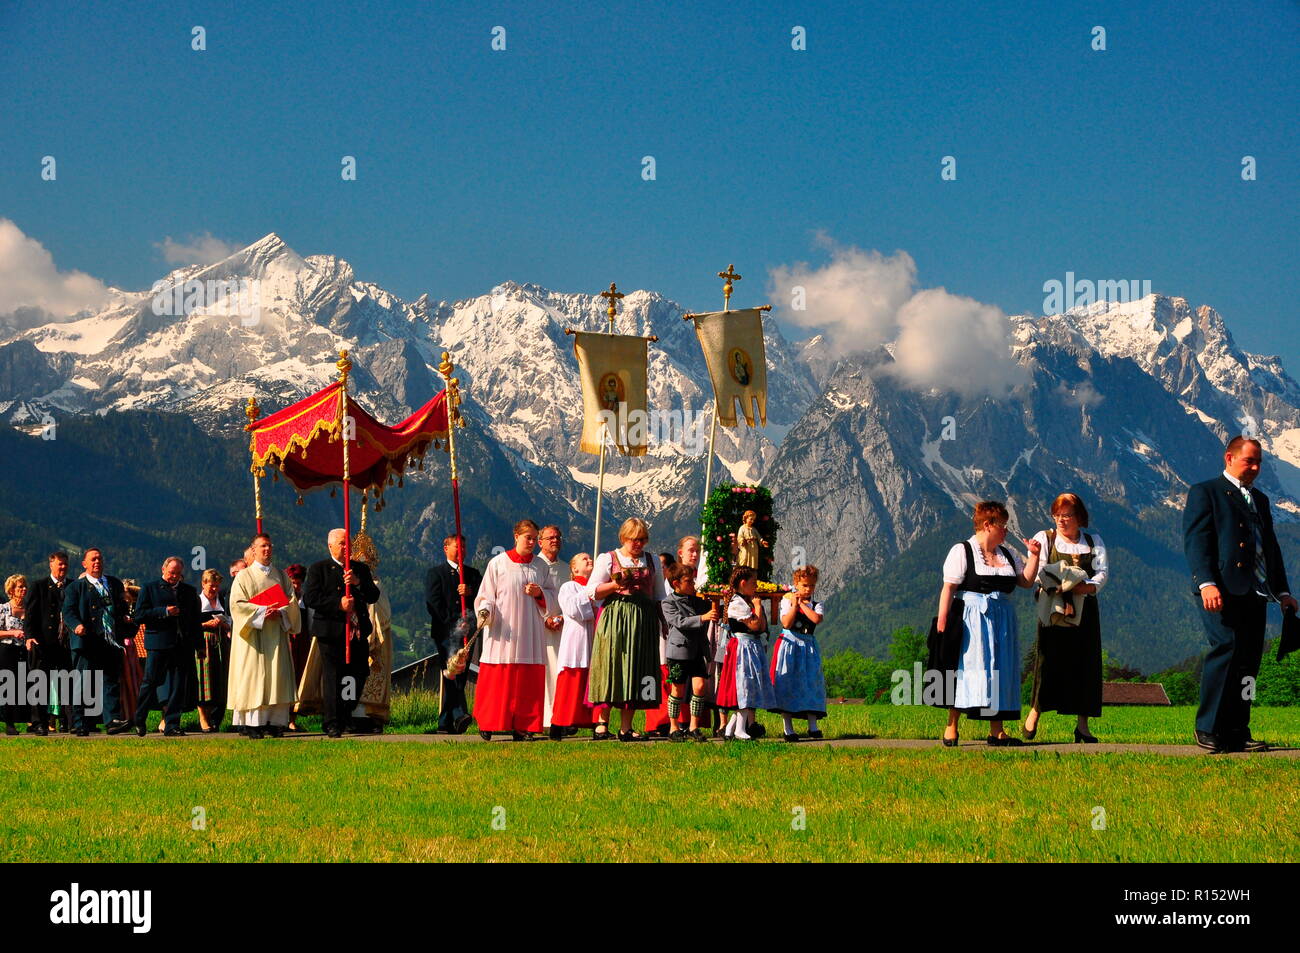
top-left (0, 435), bottom-right (1292, 753)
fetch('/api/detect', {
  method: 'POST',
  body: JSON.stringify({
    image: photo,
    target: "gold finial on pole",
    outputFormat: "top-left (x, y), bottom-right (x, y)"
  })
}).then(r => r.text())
top-left (245, 395), bottom-right (260, 426)
top-left (718, 264), bottom-right (741, 311)
top-left (600, 282), bottom-right (624, 331)
top-left (438, 351), bottom-right (464, 482)
top-left (336, 349), bottom-right (352, 384)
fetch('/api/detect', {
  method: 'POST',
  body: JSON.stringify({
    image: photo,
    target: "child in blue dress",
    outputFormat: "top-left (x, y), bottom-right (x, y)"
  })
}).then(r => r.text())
top-left (770, 565), bottom-right (826, 741)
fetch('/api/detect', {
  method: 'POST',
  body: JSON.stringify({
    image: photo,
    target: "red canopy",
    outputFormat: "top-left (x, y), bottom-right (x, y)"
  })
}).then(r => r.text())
top-left (248, 381), bottom-right (449, 505)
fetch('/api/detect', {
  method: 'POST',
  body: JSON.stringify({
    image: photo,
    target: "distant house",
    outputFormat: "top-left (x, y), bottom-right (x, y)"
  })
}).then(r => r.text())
top-left (1102, 682), bottom-right (1171, 705)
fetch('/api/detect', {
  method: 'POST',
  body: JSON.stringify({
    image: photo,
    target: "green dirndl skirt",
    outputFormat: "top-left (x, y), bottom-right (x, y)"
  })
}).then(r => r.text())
top-left (587, 593), bottom-right (661, 709)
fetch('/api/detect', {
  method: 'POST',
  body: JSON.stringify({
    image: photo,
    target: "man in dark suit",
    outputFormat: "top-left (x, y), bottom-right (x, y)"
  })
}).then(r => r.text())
top-left (1184, 435), bottom-right (1297, 753)
top-left (60, 547), bottom-right (131, 736)
top-left (424, 534), bottom-right (482, 734)
top-left (302, 528), bottom-right (380, 738)
top-left (131, 557), bottom-right (202, 737)
top-left (23, 550), bottom-right (71, 734)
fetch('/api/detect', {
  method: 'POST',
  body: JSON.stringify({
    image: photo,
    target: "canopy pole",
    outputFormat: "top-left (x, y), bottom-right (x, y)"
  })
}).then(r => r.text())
top-left (438, 352), bottom-right (468, 619)
top-left (338, 350), bottom-right (354, 666)
top-left (246, 396), bottom-right (263, 534)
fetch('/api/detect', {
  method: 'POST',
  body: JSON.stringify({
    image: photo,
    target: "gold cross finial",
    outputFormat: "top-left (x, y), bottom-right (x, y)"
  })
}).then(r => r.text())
top-left (719, 264), bottom-right (742, 306)
top-left (600, 282), bottom-right (624, 329)
top-left (336, 349), bottom-right (352, 382)
top-left (244, 395), bottom-right (260, 425)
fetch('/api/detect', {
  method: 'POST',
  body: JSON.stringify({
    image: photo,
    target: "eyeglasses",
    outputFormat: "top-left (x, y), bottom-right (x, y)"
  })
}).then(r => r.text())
top-left (1054, 513), bottom-right (1077, 521)
top-left (541, 535), bottom-right (562, 542)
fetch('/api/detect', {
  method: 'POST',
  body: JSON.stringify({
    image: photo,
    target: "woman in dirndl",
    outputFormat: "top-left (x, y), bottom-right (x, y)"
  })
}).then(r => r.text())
top-left (195, 569), bottom-right (230, 733)
top-left (586, 517), bottom-right (663, 742)
top-left (935, 500), bottom-right (1041, 747)
top-left (1024, 493), bottom-right (1107, 743)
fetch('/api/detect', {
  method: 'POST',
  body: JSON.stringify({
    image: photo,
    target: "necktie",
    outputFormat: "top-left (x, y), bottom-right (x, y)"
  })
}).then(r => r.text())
top-left (1241, 488), bottom-right (1271, 597)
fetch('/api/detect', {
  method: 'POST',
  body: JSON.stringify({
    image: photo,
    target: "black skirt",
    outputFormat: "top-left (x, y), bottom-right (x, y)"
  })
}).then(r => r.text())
top-left (1030, 594), bottom-right (1103, 717)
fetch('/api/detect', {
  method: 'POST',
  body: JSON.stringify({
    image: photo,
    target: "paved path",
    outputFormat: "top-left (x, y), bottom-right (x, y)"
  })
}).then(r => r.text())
top-left (29, 731), bottom-right (1300, 756)
top-left (303, 733), bottom-right (1300, 757)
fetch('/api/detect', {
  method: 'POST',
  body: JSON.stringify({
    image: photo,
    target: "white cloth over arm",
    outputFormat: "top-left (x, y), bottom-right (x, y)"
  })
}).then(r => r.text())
top-left (1032, 530), bottom-right (1108, 591)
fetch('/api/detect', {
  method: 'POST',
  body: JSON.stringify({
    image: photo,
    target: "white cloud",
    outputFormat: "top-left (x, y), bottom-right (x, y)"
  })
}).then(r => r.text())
top-left (0, 218), bottom-right (111, 326)
top-left (155, 232), bottom-right (240, 266)
top-left (889, 287), bottom-right (1027, 399)
top-left (768, 237), bottom-right (915, 353)
top-left (769, 236), bottom-right (1025, 398)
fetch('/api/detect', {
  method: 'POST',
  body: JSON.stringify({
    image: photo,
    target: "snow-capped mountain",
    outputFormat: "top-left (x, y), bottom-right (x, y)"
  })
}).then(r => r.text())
top-left (765, 294), bottom-right (1300, 594)
top-left (0, 233), bottom-right (819, 539)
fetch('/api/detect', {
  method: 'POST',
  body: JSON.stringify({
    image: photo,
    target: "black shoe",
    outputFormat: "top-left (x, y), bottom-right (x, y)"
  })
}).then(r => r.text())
top-left (74, 726), bottom-right (90, 737)
top-left (246, 727), bottom-right (266, 740)
top-left (4, 724), bottom-right (17, 736)
top-left (807, 729), bottom-right (823, 740)
top-left (1194, 730), bottom-right (1228, 753)
top-left (749, 722), bottom-right (766, 739)
top-left (941, 735), bottom-right (959, 747)
top-left (455, 714), bottom-right (474, 735)
top-left (564, 726), bottom-right (578, 736)
top-left (688, 729), bottom-right (709, 743)
top-left (134, 722), bottom-right (147, 738)
top-left (511, 731), bottom-right (530, 742)
top-left (669, 729), bottom-right (688, 742)
top-left (783, 733), bottom-right (799, 743)
top-left (163, 726), bottom-right (187, 737)
top-left (478, 730), bottom-right (493, 741)
top-left (104, 719), bottom-right (132, 735)
top-left (987, 735), bottom-right (1024, 747)
top-left (27, 724), bottom-right (47, 736)
top-left (1073, 727), bottom-right (1098, 744)
top-left (265, 726), bottom-right (283, 739)
top-left (591, 727), bottom-right (613, 741)
top-left (1239, 733), bottom-right (1270, 752)
top-left (548, 726), bottom-right (564, 741)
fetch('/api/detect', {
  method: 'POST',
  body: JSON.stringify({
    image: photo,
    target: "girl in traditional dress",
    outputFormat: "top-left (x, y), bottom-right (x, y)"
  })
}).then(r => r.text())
top-left (550, 553), bottom-right (609, 739)
top-left (586, 517), bottom-right (663, 742)
top-left (195, 569), bottom-right (230, 733)
top-left (935, 501), bottom-right (1041, 746)
top-left (715, 567), bottom-right (772, 740)
top-left (1024, 493), bottom-right (1107, 743)
top-left (771, 565), bottom-right (827, 741)
top-left (473, 520), bottom-right (558, 740)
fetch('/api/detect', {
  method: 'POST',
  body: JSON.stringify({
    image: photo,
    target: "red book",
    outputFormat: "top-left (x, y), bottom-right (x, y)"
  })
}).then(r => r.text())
top-left (248, 583), bottom-right (291, 611)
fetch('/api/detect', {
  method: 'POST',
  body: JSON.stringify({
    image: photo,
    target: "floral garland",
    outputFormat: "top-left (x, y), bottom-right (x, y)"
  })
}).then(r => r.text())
top-left (699, 482), bottom-right (781, 586)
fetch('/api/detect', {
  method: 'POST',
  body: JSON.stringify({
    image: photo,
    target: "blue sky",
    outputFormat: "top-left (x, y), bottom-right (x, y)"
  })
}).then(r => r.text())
top-left (1, 0), bottom-right (1296, 365)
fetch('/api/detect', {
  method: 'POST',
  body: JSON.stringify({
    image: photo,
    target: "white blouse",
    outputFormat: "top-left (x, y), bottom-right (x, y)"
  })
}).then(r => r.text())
top-left (943, 536), bottom-right (1025, 585)
top-left (1032, 530), bottom-right (1108, 592)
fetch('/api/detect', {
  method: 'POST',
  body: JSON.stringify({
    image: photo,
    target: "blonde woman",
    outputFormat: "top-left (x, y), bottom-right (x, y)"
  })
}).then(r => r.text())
top-left (0, 575), bottom-right (30, 734)
top-left (586, 517), bottom-right (663, 741)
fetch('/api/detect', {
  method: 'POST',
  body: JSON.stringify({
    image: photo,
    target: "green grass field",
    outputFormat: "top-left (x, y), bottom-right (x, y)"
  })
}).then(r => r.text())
top-left (2, 703), bottom-right (1298, 862)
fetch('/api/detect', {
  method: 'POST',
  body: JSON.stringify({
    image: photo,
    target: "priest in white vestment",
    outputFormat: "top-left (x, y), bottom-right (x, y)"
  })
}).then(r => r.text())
top-left (228, 534), bottom-right (301, 738)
